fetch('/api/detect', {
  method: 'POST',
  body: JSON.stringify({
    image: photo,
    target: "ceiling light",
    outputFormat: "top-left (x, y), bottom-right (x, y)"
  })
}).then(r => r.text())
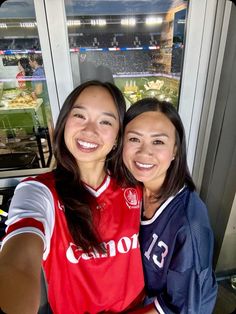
top-left (67, 20), bottom-right (81, 26)
top-left (121, 18), bottom-right (136, 26)
top-left (145, 17), bottom-right (163, 25)
top-left (91, 19), bottom-right (106, 26)
top-left (20, 22), bottom-right (36, 28)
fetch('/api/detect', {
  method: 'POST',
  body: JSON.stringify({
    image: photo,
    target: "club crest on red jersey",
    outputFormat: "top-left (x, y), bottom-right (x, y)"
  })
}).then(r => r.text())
top-left (124, 188), bottom-right (139, 209)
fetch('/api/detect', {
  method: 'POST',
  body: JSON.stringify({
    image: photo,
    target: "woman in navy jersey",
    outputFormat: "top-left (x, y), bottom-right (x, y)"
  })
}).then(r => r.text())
top-left (122, 98), bottom-right (218, 314)
top-left (0, 81), bottom-right (144, 314)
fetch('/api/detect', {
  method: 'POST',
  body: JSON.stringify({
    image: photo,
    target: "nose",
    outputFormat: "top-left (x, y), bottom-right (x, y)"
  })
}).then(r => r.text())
top-left (137, 142), bottom-right (153, 156)
top-left (82, 120), bottom-right (98, 134)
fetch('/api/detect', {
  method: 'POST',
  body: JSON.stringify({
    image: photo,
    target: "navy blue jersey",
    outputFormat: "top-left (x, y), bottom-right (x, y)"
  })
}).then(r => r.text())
top-left (140, 186), bottom-right (217, 314)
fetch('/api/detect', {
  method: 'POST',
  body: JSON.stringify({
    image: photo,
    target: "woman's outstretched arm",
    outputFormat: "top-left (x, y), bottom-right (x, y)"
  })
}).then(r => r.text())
top-left (0, 233), bottom-right (44, 314)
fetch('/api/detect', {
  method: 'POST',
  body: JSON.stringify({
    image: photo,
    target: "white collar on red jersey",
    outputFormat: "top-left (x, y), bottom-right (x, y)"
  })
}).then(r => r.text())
top-left (84, 175), bottom-right (111, 198)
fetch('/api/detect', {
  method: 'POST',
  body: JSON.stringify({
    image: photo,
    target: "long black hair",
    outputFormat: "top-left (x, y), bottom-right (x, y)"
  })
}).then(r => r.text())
top-left (18, 57), bottom-right (33, 76)
top-left (122, 97), bottom-right (195, 203)
top-left (53, 80), bottom-right (126, 252)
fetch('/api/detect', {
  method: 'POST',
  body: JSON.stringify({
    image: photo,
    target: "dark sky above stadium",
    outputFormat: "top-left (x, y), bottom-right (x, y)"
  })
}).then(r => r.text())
top-left (65, 0), bottom-right (186, 15)
top-left (0, 0), bottom-right (187, 18)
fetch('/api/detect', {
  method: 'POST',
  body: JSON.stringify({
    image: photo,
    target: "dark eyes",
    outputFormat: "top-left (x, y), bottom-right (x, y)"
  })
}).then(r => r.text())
top-left (72, 113), bottom-right (112, 126)
top-left (100, 120), bottom-right (112, 126)
top-left (73, 112), bottom-right (85, 119)
top-left (127, 137), bottom-right (164, 145)
top-left (153, 139), bottom-right (164, 145)
top-left (128, 137), bottom-right (139, 142)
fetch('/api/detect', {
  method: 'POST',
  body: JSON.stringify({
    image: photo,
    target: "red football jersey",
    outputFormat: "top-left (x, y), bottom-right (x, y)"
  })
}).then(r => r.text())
top-left (16, 71), bottom-right (26, 88)
top-left (4, 172), bottom-right (144, 314)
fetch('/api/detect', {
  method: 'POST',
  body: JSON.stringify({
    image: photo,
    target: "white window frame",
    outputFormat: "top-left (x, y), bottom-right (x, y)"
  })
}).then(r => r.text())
top-left (0, 0), bottom-right (231, 187)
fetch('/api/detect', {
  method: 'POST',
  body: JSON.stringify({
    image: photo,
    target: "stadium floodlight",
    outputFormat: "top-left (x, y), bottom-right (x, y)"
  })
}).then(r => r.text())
top-left (145, 17), bottom-right (163, 25)
top-left (91, 19), bottom-right (107, 26)
top-left (67, 20), bottom-right (81, 26)
top-left (121, 18), bottom-right (136, 26)
top-left (0, 23), bottom-right (7, 28)
top-left (20, 22), bottom-right (36, 28)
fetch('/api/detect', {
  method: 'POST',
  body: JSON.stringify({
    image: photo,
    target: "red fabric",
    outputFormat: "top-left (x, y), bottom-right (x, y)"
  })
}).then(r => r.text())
top-left (16, 71), bottom-right (26, 88)
top-left (9, 172), bottom-right (144, 314)
top-left (6, 217), bottom-right (44, 235)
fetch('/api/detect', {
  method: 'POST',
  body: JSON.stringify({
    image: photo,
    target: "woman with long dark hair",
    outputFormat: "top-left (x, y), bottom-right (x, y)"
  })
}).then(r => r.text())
top-left (122, 98), bottom-right (217, 313)
top-left (0, 81), bottom-right (144, 314)
top-left (16, 57), bottom-right (33, 89)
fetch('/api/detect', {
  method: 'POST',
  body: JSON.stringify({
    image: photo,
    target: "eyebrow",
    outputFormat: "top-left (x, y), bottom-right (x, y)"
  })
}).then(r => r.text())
top-left (126, 130), bottom-right (169, 138)
top-left (72, 104), bottom-right (117, 120)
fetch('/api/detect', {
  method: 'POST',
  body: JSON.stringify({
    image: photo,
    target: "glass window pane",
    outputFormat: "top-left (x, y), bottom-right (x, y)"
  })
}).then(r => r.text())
top-left (0, 0), bottom-right (53, 174)
top-left (65, 0), bottom-right (188, 108)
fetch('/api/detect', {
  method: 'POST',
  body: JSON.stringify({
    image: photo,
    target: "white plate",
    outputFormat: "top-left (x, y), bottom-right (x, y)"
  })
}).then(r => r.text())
top-left (0, 100), bottom-right (8, 107)
top-left (0, 102), bottom-right (6, 107)
top-left (3, 94), bottom-right (18, 99)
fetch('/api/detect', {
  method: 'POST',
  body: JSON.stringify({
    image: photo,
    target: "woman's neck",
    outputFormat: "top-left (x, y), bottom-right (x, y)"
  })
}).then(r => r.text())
top-left (79, 163), bottom-right (107, 189)
top-left (143, 181), bottom-right (162, 198)
top-left (143, 186), bottom-right (162, 219)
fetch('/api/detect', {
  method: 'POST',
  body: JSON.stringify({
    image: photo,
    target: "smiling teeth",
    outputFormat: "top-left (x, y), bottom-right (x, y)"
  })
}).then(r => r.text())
top-left (78, 140), bottom-right (98, 148)
top-left (136, 161), bottom-right (154, 168)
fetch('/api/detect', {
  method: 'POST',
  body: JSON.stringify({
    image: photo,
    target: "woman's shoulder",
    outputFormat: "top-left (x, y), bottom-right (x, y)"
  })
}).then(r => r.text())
top-left (36, 170), bottom-right (55, 181)
top-left (182, 188), bottom-right (214, 246)
top-left (16, 71), bottom-right (23, 78)
top-left (34, 66), bottom-right (45, 77)
top-left (172, 187), bottom-right (212, 233)
top-left (21, 171), bottom-right (56, 191)
top-left (182, 188), bottom-right (209, 219)
top-left (173, 186), bottom-right (206, 213)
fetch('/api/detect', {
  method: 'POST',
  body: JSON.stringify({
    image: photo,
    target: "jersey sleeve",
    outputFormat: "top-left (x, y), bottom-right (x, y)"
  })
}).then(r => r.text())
top-left (153, 265), bottom-right (217, 314)
top-left (1, 180), bottom-right (55, 259)
top-left (153, 196), bottom-right (218, 314)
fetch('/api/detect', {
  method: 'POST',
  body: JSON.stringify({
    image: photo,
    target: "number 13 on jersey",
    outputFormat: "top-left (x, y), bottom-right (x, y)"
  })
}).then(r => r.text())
top-left (144, 233), bottom-right (168, 268)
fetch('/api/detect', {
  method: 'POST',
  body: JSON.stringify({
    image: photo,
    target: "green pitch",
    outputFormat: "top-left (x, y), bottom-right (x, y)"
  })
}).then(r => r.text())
top-left (114, 76), bottom-right (179, 109)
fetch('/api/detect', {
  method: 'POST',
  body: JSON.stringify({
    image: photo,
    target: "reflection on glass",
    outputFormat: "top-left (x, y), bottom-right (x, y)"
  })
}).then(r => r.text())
top-left (0, 0), bottom-right (53, 173)
top-left (65, 0), bottom-right (188, 108)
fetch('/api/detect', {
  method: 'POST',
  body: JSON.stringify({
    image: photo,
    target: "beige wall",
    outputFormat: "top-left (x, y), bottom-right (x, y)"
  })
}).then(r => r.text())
top-left (216, 193), bottom-right (236, 272)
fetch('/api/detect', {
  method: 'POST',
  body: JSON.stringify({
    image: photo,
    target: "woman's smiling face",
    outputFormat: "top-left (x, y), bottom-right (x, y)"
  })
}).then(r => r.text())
top-left (64, 85), bottom-right (120, 168)
top-left (123, 111), bottom-right (177, 190)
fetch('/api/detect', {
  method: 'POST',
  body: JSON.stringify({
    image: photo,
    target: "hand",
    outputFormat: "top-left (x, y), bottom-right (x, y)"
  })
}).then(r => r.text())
top-left (126, 303), bottom-right (157, 314)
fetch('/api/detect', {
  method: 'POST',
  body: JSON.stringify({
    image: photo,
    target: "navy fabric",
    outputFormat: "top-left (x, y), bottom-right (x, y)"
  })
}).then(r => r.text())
top-left (140, 187), bottom-right (218, 314)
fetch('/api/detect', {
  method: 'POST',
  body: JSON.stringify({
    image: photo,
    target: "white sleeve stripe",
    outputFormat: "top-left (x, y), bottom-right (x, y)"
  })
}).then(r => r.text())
top-left (7, 180), bottom-right (55, 257)
top-left (154, 298), bottom-right (165, 314)
top-left (1, 227), bottom-right (46, 251)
